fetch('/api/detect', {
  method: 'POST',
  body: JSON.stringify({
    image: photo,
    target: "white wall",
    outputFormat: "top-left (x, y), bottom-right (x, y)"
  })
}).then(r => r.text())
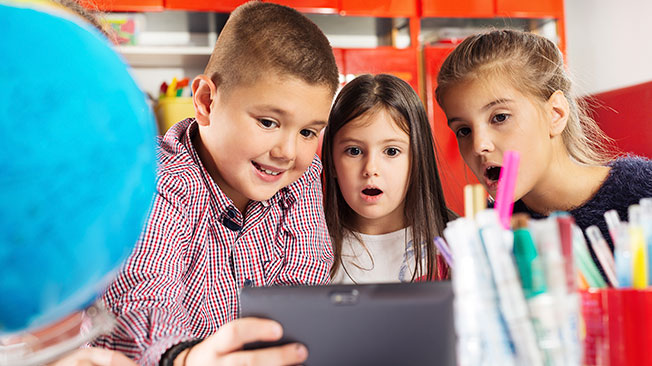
top-left (565, 0), bottom-right (652, 95)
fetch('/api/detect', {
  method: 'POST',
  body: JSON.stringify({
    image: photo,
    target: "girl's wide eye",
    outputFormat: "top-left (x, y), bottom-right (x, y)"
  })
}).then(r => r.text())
top-left (492, 113), bottom-right (509, 123)
top-left (345, 147), bottom-right (361, 156)
top-left (385, 147), bottom-right (400, 157)
top-left (259, 118), bottom-right (278, 129)
top-left (456, 127), bottom-right (471, 138)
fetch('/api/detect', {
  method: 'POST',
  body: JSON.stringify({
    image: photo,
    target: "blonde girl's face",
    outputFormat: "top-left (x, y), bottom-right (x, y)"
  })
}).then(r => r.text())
top-left (439, 78), bottom-right (555, 200)
top-left (332, 109), bottom-right (411, 235)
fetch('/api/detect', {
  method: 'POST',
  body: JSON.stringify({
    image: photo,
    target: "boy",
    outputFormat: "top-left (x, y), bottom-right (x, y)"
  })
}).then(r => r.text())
top-left (92, 2), bottom-right (340, 365)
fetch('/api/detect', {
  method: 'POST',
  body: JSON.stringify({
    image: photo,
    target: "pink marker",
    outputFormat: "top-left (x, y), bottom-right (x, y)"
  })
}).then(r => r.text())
top-left (495, 150), bottom-right (520, 230)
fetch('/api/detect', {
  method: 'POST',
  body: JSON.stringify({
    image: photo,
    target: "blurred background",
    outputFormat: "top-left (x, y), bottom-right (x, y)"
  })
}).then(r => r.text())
top-left (85, 0), bottom-right (652, 214)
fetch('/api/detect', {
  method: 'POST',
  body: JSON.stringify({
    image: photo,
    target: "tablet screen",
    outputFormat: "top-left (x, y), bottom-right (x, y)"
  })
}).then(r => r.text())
top-left (240, 281), bottom-right (456, 366)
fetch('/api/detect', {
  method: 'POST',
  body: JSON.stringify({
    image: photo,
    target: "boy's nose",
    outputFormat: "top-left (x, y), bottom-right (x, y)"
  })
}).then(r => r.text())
top-left (270, 136), bottom-right (296, 161)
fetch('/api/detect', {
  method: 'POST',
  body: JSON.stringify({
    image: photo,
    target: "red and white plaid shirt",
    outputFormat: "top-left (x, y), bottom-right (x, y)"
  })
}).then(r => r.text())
top-left (92, 119), bottom-right (333, 365)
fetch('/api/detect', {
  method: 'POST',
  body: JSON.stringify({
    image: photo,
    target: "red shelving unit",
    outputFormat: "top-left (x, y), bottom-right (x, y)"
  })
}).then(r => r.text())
top-left (339, 0), bottom-right (417, 17)
top-left (421, 0), bottom-right (494, 18)
top-left (343, 47), bottom-right (420, 95)
top-left (424, 45), bottom-right (479, 215)
top-left (82, 0), bottom-right (163, 12)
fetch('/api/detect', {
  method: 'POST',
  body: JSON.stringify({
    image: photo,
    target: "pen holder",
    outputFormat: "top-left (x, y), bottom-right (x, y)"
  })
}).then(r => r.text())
top-left (581, 289), bottom-right (652, 365)
top-left (155, 97), bottom-right (195, 133)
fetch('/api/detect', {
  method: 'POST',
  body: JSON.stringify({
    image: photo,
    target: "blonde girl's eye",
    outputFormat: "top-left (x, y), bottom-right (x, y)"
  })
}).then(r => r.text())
top-left (345, 147), bottom-right (362, 156)
top-left (384, 147), bottom-right (400, 157)
top-left (455, 127), bottom-right (471, 138)
top-left (258, 118), bottom-right (278, 129)
top-left (491, 113), bottom-right (510, 123)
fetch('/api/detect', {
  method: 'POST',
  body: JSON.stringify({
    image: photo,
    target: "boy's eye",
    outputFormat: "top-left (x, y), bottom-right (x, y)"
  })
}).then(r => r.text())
top-left (345, 147), bottom-right (362, 156)
top-left (300, 129), bottom-right (317, 138)
top-left (385, 147), bottom-right (400, 157)
top-left (455, 127), bottom-right (471, 138)
top-left (491, 113), bottom-right (510, 123)
top-left (258, 118), bottom-right (278, 129)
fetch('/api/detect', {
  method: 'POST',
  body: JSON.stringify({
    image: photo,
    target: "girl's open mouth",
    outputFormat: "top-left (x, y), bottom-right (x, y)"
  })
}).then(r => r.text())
top-left (361, 187), bottom-right (383, 202)
top-left (485, 166), bottom-right (501, 183)
top-left (362, 188), bottom-right (382, 196)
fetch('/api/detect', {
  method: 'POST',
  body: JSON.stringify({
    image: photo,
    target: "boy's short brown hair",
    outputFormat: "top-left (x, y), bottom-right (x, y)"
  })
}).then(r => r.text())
top-left (205, 1), bottom-right (339, 95)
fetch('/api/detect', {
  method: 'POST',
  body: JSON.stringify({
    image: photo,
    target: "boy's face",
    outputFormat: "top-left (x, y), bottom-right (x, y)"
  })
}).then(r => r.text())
top-left (198, 73), bottom-right (333, 211)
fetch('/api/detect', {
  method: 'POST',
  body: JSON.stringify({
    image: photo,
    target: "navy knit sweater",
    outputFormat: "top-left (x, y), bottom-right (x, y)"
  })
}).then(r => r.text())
top-left (512, 156), bottom-right (652, 280)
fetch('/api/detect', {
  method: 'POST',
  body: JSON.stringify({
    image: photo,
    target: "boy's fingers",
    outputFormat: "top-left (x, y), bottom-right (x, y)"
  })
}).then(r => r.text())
top-left (210, 318), bottom-right (283, 355)
top-left (218, 343), bottom-right (308, 366)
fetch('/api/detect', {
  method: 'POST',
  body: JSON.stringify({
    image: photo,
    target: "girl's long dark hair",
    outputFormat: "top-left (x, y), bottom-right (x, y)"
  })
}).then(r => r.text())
top-left (322, 74), bottom-right (451, 281)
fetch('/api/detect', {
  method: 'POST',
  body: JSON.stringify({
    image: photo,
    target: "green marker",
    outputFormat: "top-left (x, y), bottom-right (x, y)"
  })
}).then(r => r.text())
top-left (513, 227), bottom-right (547, 298)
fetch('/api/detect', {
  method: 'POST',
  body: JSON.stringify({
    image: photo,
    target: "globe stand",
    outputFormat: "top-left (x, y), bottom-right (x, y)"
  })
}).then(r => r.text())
top-left (0, 301), bottom-right (115, 366)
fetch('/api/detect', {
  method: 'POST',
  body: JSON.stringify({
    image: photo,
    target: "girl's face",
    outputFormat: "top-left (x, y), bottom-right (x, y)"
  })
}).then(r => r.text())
top-left (439, 78), bottom-right (555, 200)
top-left (332, 109), bottom-right (411, 234)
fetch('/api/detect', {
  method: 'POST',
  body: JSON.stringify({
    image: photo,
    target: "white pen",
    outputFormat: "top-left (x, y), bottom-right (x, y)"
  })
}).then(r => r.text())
top-left (604, 209), bottom-right (622, 245)
top-left (586, 225), bottom-right (618, 287)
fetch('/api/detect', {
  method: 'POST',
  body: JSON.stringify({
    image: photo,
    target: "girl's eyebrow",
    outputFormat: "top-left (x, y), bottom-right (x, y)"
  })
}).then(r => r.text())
top-left (481, 98), bottom-right (514, 111)
top-left (335, 137), bottom-right (364, 145)
top-left (336, 137), bottom-right (408, 145)
top-left (447, 98), bottom-right (514, 125)
top-left (380, 138), bottom-right (409, 145)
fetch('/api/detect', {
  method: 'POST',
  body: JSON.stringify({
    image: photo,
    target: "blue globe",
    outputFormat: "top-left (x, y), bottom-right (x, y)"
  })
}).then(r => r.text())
top-left (0, 2), bottom-right (157, 333)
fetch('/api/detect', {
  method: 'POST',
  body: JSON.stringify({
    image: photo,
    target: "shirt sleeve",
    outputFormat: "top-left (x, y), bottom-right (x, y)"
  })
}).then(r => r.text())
top-left (275, 171), bottom-right (334, 286)
top-left (91, 173), bottom-right (195, 365)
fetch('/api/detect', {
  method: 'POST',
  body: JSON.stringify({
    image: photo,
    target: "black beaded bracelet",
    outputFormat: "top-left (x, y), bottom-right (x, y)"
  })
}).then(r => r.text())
top-left (159, 339), bottom-right (203, 366)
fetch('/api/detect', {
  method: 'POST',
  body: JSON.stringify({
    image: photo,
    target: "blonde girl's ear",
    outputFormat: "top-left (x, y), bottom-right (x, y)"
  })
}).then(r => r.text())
top-left (547, 90), bottom-right (570, 137)
top-left (191, 75), bottom-right (218, 126)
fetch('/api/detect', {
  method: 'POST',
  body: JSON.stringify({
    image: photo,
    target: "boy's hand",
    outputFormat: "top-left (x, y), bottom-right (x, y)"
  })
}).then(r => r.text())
top-left (50, 348), bottom-right (137, 366)
top-left (180, 318), bottom-right (308, 366)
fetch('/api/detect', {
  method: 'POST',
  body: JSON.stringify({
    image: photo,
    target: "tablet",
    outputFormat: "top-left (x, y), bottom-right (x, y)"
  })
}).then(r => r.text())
top-left (239, 281), bottom-right (456, 366)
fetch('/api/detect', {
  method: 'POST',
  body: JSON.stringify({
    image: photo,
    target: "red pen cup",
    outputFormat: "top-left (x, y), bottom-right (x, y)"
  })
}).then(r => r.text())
top-left (602, 288), bottom-right (652, 365)
top-left (580, 289), bottom-right (607, 365)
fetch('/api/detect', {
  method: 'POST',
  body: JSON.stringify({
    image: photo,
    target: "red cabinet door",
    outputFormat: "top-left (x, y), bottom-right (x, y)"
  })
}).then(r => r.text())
top-left (82, 0), bottom-right (163, 11)
top-left (495, 0), bottom-right (564, 18)
top-left (424, 46), bottom-right (478, 215)
top-left (421, 0), bottom-right (493, 18)
top-left (343, 47), bottom-right (420, 95)
top-left (165, 0), bottom-right (335, 12)
top-left (339, 0), bottom-right (417, 17)
top-left (332, 48), bottom-right (346, 86)
top-left (589, 81), bottom-right (652, 158)
top-left (271, 0), bottom-right (337, 13)
top-left (316, 48), bottom-right (346, 159)
top-left (164, 0), bottom-right (246, 12)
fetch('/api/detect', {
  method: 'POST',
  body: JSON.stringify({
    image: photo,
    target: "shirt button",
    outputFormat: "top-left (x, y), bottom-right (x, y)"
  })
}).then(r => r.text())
top-left (227, 208), bottom-right (236, 218)
top-left (243, 279), bottom-right (253, 287)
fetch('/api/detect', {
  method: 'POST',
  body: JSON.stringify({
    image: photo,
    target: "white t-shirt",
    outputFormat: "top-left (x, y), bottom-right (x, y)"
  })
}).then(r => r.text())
top-left (331, 227), bottom-right (427, 284)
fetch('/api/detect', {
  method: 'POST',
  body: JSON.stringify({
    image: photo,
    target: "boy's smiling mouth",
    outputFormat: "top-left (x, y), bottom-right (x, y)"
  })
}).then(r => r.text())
top-left (252, 161), bottom-right (283, 176)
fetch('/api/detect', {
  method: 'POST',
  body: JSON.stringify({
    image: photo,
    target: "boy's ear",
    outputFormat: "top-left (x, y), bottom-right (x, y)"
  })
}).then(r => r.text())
top-left (192, 75), bottom-right (218, 126)
top-left (547, 90), bottom-right (570, 138)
